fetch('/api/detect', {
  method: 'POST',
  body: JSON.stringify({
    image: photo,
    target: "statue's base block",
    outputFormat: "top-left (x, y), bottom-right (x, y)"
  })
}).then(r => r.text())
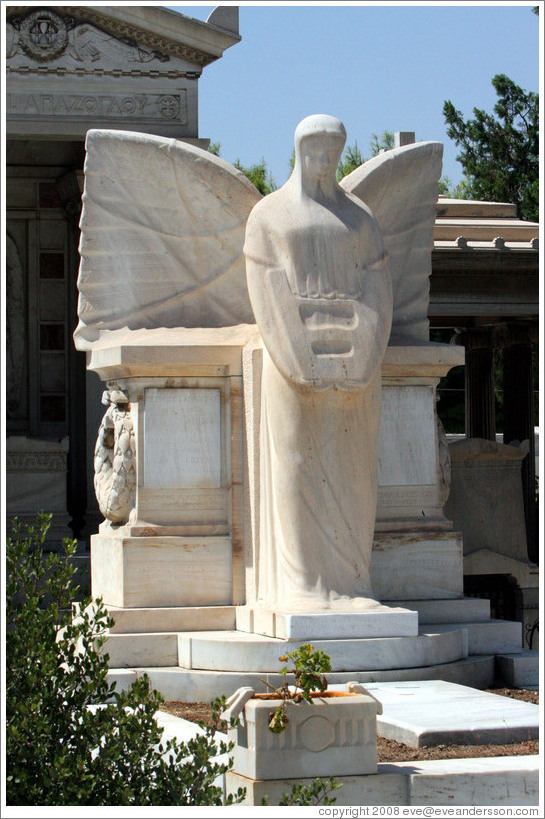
top-left (91, 533), bottom-right (232, 608)
top-left (236, 604), bottom-right (418, 639)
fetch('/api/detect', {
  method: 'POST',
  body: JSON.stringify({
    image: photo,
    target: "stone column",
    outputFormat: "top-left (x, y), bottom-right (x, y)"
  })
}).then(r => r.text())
top-left (501, 323), bottom-right (537, 563)
top-left (458, 329), bottom-right (496, 441)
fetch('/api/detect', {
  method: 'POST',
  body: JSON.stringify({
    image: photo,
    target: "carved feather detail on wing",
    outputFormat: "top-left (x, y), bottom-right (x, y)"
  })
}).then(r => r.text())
top-left (340, 141), bottom-right (443, 344)
top-left (74, 130), bottom-right (261, 350)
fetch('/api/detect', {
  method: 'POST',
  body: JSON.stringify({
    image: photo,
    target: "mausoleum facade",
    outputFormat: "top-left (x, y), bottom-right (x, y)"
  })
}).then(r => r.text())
top-left (6, 4), bottom-right (241, 543)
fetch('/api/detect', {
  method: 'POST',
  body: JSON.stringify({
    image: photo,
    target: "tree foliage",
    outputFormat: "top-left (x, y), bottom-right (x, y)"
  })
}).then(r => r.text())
top-left (207, 141), bottom-right (221, 156)
top-left (336, 141), bottom-right (365, 180)
top-left (443, 74), bottom-right (538, 221)
top-left (369, 130), bottom-right (395, 156)
top-left (336, 131), bottom-right (394, 180)
top-left (6, 515), bottom-right (244, 806)
top-left (437, 175), bottom-right (472, 199)
top-left (234, 157), bottom-right (277, 195)
top-left (207, 141), bottom-right (276, 194)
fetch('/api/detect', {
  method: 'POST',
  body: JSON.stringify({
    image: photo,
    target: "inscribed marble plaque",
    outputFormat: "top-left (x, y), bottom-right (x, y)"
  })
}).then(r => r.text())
top-left (378, 386), bottom-right (436, 486)
top-left (143, 388), bottom-right (221, 488)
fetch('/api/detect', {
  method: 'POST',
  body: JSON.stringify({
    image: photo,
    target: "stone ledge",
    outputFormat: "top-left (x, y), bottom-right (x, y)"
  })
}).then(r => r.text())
top-left (421, 620), bottom-right (522, 655)
top-left (226, 755), bottom-right (538, 806)
top-left (105, 655), bottom-right (495, 701)
top-left (389, 597), bottom-right (491, 624)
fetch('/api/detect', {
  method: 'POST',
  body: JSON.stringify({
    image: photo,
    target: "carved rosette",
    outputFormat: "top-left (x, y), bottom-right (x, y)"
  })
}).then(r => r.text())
top-left (94, 389), bottom-right (136, 524)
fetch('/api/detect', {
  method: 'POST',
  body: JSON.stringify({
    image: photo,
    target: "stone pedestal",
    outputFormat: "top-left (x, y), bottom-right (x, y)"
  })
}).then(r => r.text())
top-left (371, 531), bottom-right (464, 600)
top-left (87, 325), bottom-right (256, 609)
top-left (445, 438), bottom-right (529, 563)
top-left (373, 344), bottom-right (466, 619)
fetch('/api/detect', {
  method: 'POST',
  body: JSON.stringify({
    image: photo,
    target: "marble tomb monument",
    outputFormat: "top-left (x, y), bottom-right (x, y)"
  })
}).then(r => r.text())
top-left (74, 117), bottom-right (523, 696)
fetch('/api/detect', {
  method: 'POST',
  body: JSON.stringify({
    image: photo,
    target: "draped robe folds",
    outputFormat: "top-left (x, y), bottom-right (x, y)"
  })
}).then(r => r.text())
top-left (244, 184), bottom-right (393, 612)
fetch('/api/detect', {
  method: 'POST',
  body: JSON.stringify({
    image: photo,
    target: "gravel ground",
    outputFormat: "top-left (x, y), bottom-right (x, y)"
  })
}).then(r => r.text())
top-left (160, 687), bottom-right (539, 763)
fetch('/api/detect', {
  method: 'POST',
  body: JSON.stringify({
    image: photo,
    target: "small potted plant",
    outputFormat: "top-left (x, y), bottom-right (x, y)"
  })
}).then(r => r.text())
top-left (223, 644), bottom-right (382, 781)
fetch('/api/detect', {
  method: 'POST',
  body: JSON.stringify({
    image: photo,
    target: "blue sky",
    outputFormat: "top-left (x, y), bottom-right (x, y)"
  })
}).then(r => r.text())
top-left (168, 2), bottom-right (540, 188)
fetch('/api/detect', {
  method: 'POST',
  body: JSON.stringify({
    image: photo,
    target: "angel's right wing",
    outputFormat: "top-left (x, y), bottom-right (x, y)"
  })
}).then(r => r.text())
top-left (340, 141), bottom-right (442, 344)
top-left (74, 130), bottom-right (262, 350)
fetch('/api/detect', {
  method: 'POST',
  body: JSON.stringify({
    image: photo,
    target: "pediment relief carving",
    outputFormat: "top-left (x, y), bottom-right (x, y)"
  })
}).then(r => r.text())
top-left (7, 7), bottom-right (208, 73)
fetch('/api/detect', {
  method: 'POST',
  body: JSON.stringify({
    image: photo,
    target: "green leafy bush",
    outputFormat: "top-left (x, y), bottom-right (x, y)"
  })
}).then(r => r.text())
top-left (263, 777), bottom-right (342, 806)
top-left (6, 514), bottom-right (244, 806)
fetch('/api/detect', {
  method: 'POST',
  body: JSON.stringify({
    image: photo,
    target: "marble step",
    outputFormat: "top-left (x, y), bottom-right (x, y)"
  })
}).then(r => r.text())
top-left (495, 650), bottom-right (539, 688)
top-left (106, 605), bottom-right (236, 634)
top-left (101, 627), bottom-right (468, 671)
top-left (107, 656), bottom-right (495, 702)
top-left (421, 620), bottom-right (522, 655)
top-left (178, 629), bottom-right (467, 672)
top-left (101, 631), bottom-right (179, 667)
top-left (389, 597), bottom-right (491, 624)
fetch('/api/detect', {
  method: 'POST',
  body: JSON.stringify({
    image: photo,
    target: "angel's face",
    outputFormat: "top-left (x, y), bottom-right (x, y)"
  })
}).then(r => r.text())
top-left (301, 134), bottom-right (344, 183)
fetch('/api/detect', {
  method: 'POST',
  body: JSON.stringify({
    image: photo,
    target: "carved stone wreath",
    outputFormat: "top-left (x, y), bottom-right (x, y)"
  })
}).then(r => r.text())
top-left (94, 389), bottom-right (136, 524)
top-left (19, 10), bottom-right (70, 61)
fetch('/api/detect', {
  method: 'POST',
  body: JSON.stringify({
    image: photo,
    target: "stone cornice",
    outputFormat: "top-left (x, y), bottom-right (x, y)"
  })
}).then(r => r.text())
top-left (7, 5), bottom-right (240, 68)
top-left (6, 64), bottom-right (194, 80)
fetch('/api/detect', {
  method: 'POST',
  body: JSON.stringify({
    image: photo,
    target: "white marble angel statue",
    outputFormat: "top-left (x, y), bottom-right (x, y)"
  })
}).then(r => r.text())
top-left (244, 114), bottom-right (393, 610)
top-left (75, 117), bottom-right (442, 609)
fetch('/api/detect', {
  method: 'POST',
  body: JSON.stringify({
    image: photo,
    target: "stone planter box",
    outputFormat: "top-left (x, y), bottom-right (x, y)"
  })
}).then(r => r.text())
top-left (228, 690), bottom-right (379, 781)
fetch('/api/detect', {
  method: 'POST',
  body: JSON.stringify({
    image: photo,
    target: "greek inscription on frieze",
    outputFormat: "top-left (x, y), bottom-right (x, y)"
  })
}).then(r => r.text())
top-left (7, 92), bottom-right (187, 122)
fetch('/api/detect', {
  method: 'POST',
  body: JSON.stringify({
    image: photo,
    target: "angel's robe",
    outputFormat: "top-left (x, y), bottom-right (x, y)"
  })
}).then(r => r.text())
top-left (244, 184), bottom-right (393, 611)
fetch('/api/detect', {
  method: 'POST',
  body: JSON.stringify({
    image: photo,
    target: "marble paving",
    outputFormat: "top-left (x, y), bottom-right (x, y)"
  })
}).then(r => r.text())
top-left (330, 680), bottom-right (539, 747)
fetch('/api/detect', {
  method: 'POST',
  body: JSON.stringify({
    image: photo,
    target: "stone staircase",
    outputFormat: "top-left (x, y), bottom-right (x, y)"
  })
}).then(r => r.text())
top-left (97, 597), bottom-right (536, 701)
top-left (392, 597), bottom-right (524, 654)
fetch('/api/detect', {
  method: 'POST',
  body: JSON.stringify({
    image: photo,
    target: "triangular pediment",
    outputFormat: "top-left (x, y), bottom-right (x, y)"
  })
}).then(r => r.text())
top-left (6, 5), bottom-right (239, 72)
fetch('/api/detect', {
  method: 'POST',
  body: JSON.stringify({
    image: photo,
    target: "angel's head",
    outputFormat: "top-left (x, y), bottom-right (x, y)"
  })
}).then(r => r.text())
top-left (293, 115), bottom-right (346, 188)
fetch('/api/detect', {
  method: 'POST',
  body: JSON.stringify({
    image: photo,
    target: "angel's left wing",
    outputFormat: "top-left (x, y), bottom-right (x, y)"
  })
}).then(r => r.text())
top-left (340, 141), bottom-right (442, 344)
top-left (74, 130), bottom-right (262, 350)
